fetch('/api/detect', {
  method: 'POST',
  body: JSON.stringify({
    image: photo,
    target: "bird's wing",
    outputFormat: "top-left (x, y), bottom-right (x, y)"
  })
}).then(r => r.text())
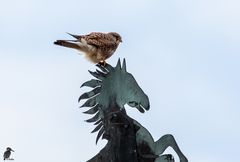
top-left (83, 32), bottom-right (117, 47)
top-left (3, 151), bottom-right (10, 159)
top-left (67, 33), bottom-right (82, 39)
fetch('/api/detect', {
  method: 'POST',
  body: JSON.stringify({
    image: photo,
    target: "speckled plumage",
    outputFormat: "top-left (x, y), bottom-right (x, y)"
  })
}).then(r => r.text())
top-left (54, 32), bottom-right (122, 63)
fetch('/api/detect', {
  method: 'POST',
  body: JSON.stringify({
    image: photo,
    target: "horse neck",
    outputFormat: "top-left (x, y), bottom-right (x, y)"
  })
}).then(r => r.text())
top-left (99, 101), bottom-right (126, 122)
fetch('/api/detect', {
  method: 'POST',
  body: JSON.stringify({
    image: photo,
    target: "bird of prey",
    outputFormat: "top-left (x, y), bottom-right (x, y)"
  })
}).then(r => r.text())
top-left (54, 32), bottom-right (122, 65)
top-left (3, 147), bottom-right (14, 160)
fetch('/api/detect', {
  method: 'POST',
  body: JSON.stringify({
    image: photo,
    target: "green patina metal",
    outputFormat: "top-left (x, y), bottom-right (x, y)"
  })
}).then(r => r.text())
top-left (79, 59), bottom-right (188, 162)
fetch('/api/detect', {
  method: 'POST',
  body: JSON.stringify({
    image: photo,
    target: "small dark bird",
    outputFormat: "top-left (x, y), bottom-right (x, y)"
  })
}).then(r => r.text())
top-left (54, 32), bottom-right (122, 65)
top-left (3, 147), bottom-right (14, 160)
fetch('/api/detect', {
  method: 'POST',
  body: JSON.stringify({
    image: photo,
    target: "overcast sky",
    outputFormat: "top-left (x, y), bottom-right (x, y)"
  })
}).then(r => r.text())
top-left (0, 0), bottom-right (239, 162)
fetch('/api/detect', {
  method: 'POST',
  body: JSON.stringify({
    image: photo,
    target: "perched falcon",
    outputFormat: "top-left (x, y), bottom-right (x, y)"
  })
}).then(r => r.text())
top-left (54, 32), bottom-right (122, 64)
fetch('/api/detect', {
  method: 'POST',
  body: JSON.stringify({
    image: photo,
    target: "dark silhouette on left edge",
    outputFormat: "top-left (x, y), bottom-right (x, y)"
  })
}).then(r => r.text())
top-left (3, 147), bottom-right (14, 160)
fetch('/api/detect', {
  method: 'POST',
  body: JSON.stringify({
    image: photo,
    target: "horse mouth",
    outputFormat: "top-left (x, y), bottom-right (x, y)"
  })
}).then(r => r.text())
top-left (128, 101), bottom-right (149, 113)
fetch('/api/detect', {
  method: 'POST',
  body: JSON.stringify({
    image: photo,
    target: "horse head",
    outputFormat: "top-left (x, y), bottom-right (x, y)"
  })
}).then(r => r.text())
top-left (79, 58), bottom-right (150, 143)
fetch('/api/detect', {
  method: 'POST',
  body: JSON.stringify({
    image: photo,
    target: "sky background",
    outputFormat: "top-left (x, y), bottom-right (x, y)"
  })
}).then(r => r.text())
top-left (0, 0), bottom-right (240, 162)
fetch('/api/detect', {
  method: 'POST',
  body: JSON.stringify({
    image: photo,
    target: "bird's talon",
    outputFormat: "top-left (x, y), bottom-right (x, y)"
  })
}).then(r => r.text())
top-left (99, 61), bottom-right (106, 66)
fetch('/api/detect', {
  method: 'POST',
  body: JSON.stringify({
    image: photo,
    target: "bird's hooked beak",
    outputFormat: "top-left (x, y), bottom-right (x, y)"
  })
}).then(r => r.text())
top-left (117, 39), bottom-right (122, 43)
top-left (10, 149), bottom-right (14, 152)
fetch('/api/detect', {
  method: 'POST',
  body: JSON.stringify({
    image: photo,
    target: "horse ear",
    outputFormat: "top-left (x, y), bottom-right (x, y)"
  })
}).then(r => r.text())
top-left (116, 58), bottom-right (121, 70)
top-left (122, 58), bottom-right (127, 72)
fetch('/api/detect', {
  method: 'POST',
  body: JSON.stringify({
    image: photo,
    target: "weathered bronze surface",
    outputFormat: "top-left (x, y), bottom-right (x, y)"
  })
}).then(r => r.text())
top-left (79, 59), bottom-right (188, 162)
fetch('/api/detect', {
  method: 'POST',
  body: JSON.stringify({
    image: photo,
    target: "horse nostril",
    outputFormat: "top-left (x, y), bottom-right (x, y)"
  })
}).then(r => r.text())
top-left (128, 101), bottom-right (138, 107)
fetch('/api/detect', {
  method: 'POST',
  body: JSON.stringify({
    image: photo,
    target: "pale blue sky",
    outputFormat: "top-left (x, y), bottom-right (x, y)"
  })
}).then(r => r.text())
top-left (0, 0), bottom-right (239, 162)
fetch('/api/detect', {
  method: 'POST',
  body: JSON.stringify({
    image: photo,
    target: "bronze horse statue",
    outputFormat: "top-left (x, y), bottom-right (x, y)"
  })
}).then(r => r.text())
top-left (79, 59), bottom-right (188, 162)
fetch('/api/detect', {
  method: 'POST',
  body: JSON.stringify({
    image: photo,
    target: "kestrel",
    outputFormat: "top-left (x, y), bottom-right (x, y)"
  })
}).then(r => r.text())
top-left (54, 32), bottom-right (122, 64)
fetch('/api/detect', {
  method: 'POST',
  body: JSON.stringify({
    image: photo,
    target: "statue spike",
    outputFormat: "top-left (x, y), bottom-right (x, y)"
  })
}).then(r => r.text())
top-left (80, 79), bottom-right (101, 88)
top-left (104, 64), bottom-right (114, 72)
top-left (80, 98), bottom-right (97, 108)
top-left (85, 112), bottom-right (100, 123)
top-left (83, 105), bottom-right (99, 114)
top-left (96, 64), bottom-right (108, 73)
top-left (88, 70), bottom-right (105, 80)
top-left (78, 87), bottom-right (101, 102)
top-left (96, 127), bottom-right (105, 144)
top-left (96, 69), bottom-right (107, 77)
top-left (115, 58), bottom-right (121, 70)
top-left (94, 119), bottom-right (102, 125)
top-left (91, 123), bottom-right (103, 133)
top-left (122, 58), bottom-right (127, 72)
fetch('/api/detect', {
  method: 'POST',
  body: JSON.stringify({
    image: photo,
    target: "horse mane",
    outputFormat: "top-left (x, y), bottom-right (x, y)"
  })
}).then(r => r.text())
top-left (79, 59), bottom-right (127, 144)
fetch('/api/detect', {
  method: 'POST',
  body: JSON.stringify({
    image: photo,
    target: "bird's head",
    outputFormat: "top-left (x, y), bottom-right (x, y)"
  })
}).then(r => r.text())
top-left (6, 147), bottom-right (14, 152)
top-left (108, 32), bottom-right (122, 43)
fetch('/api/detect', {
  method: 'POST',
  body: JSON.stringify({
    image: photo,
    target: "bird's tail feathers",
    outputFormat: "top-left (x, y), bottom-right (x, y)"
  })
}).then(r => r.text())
top-left (54, 40), bottom-right (80, 49)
